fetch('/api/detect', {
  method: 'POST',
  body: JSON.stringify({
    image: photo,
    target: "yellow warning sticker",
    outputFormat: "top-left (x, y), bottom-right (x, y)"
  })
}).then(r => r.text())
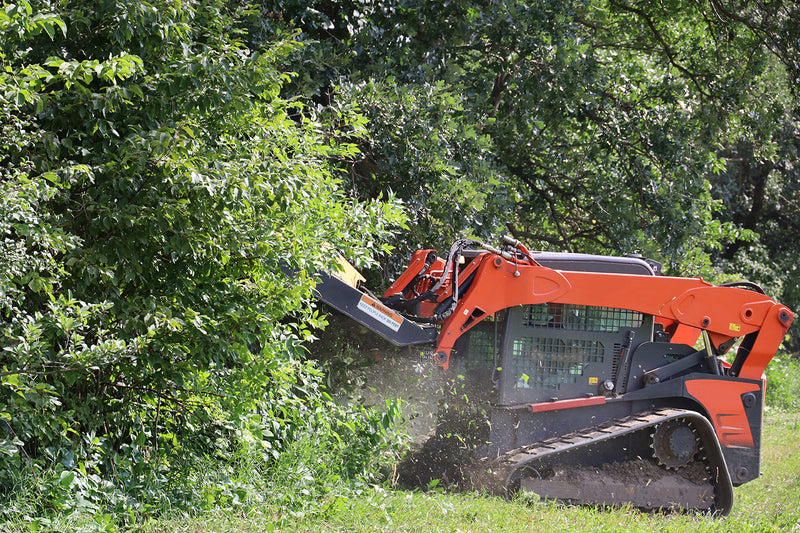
top-left (729, 323), bottom-right (741, 332)
top-left (588, 377), bottom-right (598, 384)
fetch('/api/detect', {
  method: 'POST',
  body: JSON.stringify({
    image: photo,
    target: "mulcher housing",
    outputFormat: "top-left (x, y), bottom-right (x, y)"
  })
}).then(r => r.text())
top-left (315, 237), bottom-right (793, 514)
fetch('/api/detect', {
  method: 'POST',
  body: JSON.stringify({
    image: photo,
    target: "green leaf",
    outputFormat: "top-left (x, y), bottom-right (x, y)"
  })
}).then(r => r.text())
top-left (59, 470), bottom-right (75, 488)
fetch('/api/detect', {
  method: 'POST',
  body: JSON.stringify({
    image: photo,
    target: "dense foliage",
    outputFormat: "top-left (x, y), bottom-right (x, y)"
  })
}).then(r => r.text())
top-left (1, 0), bottom-right (798, 528)
top-left (0, 0), bottom-right (404, 524)
top-left (266, 0), bottom-right (800, 302)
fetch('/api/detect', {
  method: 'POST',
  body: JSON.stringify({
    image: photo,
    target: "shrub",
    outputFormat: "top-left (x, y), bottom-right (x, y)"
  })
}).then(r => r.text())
top-left (0, 0), bottom-right (404, 525)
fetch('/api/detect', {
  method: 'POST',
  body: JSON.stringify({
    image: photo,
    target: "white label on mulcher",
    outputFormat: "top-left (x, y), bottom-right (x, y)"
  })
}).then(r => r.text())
top-left (357, 295), bottom-right (403, 332)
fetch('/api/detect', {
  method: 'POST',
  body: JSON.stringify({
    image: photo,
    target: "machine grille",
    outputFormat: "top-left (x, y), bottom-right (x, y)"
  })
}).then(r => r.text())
top-left (511, 337), bottom-right (605, 389)
top-left (466, 328), bottom-right (496, 368)
top-left (523, 304), bottom-right (643, 332)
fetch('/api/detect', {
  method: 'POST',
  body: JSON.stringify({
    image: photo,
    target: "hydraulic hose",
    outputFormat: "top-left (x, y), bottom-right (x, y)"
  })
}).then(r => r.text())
top-left (397, 238), bottom-right (484, 324)
top-left (718, 281), bottom-right (766, 294)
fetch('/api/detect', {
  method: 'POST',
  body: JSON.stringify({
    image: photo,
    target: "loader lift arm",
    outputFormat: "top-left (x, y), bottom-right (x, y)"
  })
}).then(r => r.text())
top-left (376, 237), bottom-right (792, 380)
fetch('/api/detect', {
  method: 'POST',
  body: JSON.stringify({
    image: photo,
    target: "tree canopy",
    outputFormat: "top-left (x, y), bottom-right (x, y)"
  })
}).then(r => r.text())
top-left (267, 0), bottom-right (800, 292)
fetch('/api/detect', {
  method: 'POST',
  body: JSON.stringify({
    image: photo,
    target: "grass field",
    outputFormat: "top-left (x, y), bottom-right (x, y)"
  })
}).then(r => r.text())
top-left (141, 408), bottom-right (800, 533)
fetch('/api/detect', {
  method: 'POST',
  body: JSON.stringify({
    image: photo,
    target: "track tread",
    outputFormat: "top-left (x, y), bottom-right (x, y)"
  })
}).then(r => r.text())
top-left (476, 408), bottom-right (732, 515)
top-left (498, 408), bottom-right (682, 469)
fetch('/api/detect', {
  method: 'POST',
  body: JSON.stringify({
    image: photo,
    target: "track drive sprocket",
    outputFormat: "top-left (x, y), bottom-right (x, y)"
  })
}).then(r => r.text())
top-left (652, 418), bottom-right (699, 469)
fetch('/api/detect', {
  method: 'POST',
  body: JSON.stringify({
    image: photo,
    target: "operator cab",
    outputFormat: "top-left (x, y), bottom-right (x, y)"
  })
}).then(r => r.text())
top-left (451, 251), bottom-right (659, 405)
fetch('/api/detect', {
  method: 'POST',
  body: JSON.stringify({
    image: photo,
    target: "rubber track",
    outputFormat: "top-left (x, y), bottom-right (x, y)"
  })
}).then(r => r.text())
top-left (504, 408), bottom-right (685, 466)
top-left (468, 407), bottom-right (733, 514)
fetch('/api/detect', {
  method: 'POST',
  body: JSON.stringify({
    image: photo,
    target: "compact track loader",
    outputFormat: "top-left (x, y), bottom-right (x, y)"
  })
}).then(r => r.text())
top-left (315, 236), bottom-right (793, 515)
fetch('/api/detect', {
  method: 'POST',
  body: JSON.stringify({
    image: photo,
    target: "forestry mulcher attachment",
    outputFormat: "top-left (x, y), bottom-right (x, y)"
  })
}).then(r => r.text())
top-left (315, 236), bottom-right (793, 515)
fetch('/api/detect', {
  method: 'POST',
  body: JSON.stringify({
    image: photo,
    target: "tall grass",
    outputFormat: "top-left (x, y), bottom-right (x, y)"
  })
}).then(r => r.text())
top-left (134, 354), bottom-right (800, 533)
top-left (134, 410), bottom-right (800, 533)
top-left (7, 355), bottom-right (797, 532)
top-left (0, 395), bottom-right (405, 532)
top-left (765, 354), bottom-right (800, 411)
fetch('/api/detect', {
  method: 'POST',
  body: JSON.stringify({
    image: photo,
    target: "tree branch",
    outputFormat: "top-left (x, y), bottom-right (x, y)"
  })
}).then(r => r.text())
top-left (608, 0), bottom-right (712, 98)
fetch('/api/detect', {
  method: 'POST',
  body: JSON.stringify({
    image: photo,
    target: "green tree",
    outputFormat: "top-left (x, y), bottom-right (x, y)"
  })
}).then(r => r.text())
top-left (711, 57), bottom-right (800, 335)
top-left (1, 0), bottom-right (403, 519)
top-left (263, 0), bottom-right (799, 296)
